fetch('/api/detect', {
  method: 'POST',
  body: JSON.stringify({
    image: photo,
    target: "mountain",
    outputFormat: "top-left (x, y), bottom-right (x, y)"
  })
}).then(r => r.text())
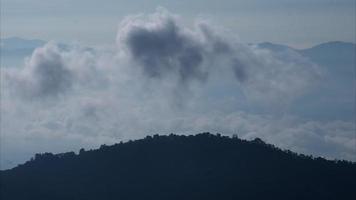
top-left (1, 133), bottom-right (355, 200)
top-left (295, 42), bottom-right (355, 120)
top-left (257, 42), bottom-right (294, 52)
top-left (1, 37), bottom-right (46, 50)
top-left (256, 41), bottom-right (355, 85)
top-left (299, 41), bottom-right (355, 77)
top-left (0, 37), bottom-right (46, 67)
top-left (259, 41), bottom-right (355, 120)
top-left (299, 41), bottom-right (355, 60)
top-left (0, 37), bottom-right (72, 68)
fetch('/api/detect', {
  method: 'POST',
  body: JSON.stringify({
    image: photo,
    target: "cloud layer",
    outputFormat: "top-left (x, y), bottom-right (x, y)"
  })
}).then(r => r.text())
top-left (0, 9), bottom-right (353, 169)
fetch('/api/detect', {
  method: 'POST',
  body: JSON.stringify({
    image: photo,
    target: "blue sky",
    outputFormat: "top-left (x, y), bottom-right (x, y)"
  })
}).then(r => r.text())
top-left (1, 0), bottom-right (355, 47)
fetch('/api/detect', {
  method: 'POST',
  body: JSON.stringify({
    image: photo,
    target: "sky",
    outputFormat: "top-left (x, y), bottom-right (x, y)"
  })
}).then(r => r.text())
top-left (1, 0), bottom-right (355, 48)
top-left (0, 1), bottom-right (355, 169)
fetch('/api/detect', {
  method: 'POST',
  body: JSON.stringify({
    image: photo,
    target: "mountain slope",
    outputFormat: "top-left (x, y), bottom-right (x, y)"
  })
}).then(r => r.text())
top-left (1, 133), bottom-right (355, 200)
top-left (258, 41), bottom-right (355, 120)
top-left (294, 41), bottom-right (355, 120)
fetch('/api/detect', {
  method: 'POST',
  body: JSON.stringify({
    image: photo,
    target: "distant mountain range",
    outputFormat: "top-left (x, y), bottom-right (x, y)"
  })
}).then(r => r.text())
top-left (2, 37), bottom-right (354, 71)
top-left (258, 41), bottom-right (355, 75)
top-left (1, 37), bottom-right (46, 67)
top-left (1, 37), bottom-right (46, 50)
top-left (1, 37), bottom-right (67, 67)
top-left (1, 133), bottom-right (355, 200)
top-left (258, 41), bottom-right (355, 120)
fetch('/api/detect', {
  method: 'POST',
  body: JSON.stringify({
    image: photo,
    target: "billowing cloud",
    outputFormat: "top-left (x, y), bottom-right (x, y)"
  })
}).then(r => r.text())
top-left (117, 10), bottom-right (209, 84)
top-left (117, 9), bottom-right (321, 104)
top-left (5, 43), bottom-right (72, 99)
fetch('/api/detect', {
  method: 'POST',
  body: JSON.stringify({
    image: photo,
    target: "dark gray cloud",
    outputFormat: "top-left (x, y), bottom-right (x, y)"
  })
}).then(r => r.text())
top-left (231, 58), bottom-right (248, 83)
top-left (118, 13), bottom-right (212, 84)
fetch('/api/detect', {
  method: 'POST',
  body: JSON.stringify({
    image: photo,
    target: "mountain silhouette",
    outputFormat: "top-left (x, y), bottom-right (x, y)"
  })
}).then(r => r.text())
top-left (1, 133), bottom-right (355, 200)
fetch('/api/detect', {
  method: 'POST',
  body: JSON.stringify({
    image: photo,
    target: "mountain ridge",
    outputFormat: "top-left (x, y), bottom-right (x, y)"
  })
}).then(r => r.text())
top-left (1, 133), bottom-right (355, 200)
top-left (2, 37), bottom-right (355, 51)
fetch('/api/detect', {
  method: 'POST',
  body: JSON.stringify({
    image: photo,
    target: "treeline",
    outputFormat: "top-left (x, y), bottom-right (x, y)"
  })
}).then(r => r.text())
top-left (1, 133), bottom-right (355, 200)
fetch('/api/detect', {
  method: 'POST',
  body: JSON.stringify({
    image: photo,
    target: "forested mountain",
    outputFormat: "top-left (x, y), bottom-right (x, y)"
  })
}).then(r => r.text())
top-left (1, 133), bottom-right (355, 200)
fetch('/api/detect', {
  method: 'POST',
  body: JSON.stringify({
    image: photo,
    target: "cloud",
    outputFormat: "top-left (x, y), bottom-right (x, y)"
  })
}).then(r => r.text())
top-left (3, 42), bottom-right (112, 101)
top-left (4, 8), bottom-right (321, 106)
top-left (117, 9), bottom-right (321, 105)
top-left (5, 43), bottom-right (72, 99)
top-left (117, 10), bottom-right (208, 84)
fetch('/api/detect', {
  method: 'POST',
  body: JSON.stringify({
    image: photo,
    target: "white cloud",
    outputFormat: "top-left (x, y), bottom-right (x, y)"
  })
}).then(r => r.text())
top-left (4, 43), bottom-right (72, 99)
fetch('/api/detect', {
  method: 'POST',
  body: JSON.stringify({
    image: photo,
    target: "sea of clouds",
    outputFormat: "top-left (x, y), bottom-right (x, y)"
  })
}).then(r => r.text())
top-left (1, 8), bottom-right (354, 169)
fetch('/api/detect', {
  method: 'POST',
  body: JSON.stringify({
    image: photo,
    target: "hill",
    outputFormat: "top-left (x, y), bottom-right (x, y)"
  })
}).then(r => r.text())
top-left (1, 133), bottom-right (355, 200)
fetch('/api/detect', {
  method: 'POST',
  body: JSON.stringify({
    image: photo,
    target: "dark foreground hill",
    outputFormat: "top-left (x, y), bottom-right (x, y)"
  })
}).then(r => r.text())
top-left (1, 133), bottom-right (355, 200)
